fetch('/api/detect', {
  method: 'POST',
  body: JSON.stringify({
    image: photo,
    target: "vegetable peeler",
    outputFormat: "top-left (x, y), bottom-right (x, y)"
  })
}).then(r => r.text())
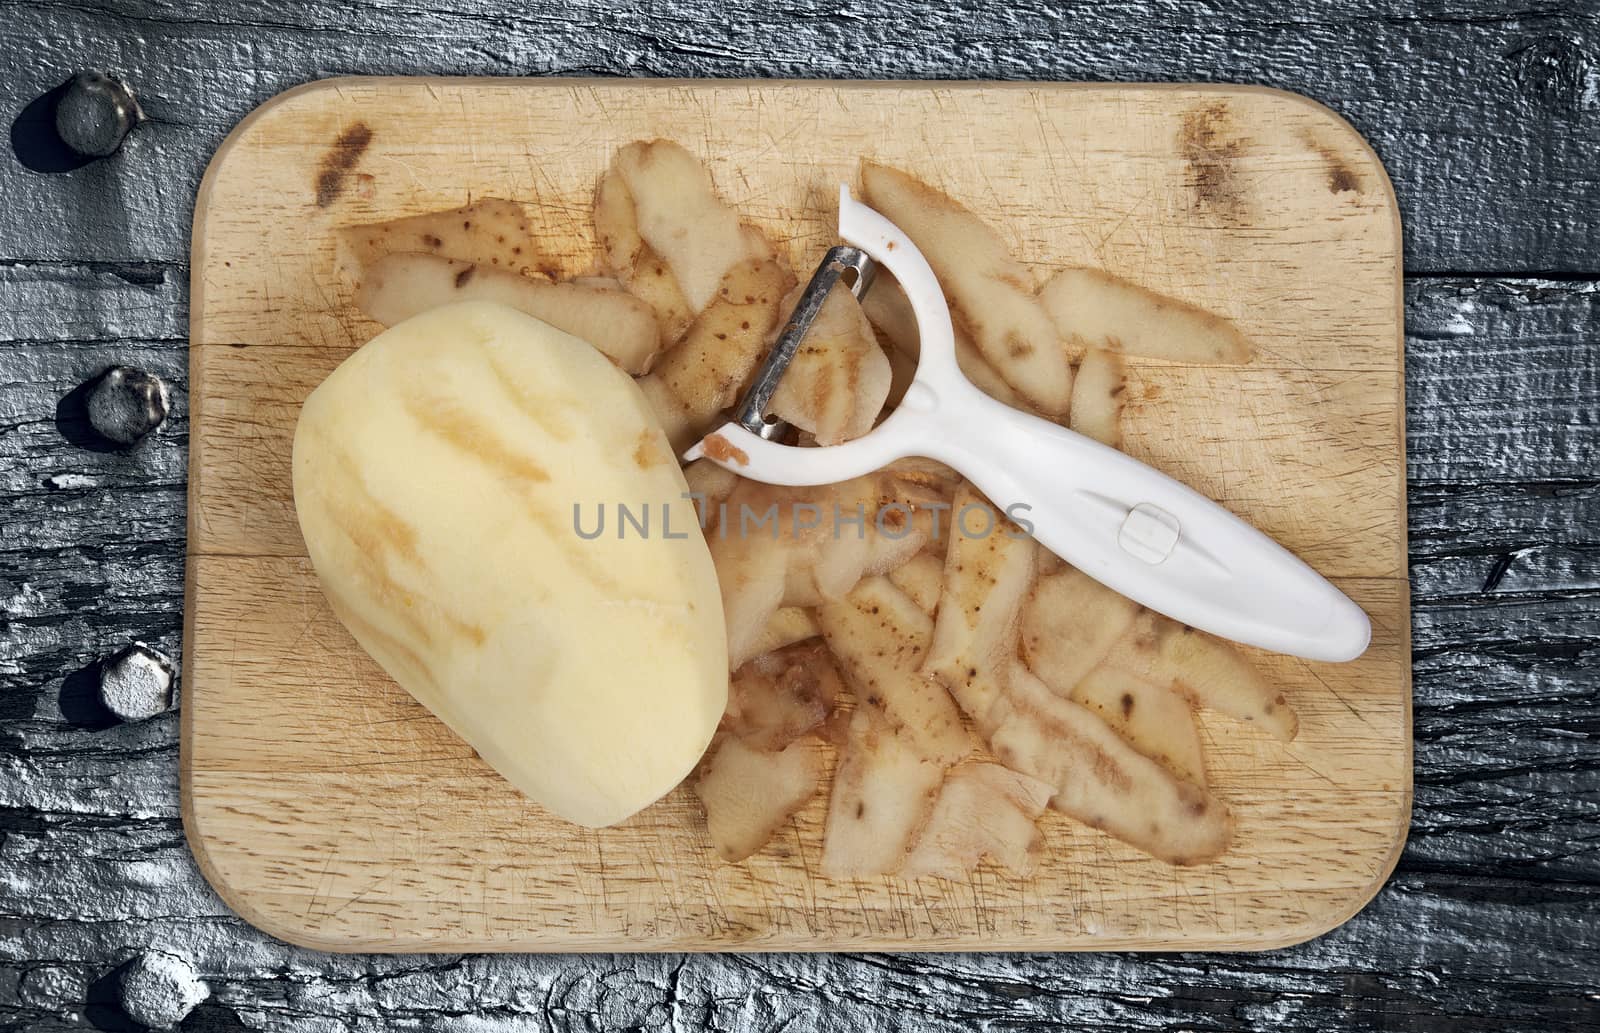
top-left (686, 187), bottom-right (1371, 663)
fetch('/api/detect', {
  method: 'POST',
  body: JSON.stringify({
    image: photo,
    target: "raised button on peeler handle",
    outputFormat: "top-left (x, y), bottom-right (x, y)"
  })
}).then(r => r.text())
top-left (687, 187), bottom-right (1372, 663)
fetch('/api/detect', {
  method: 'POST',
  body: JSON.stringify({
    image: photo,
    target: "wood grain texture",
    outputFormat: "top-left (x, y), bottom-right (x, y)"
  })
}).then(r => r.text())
top-left (181, 79), bottom-right (1410, 952)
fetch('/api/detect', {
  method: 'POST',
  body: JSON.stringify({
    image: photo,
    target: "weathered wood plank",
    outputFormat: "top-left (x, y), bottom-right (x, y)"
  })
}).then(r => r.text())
top-left (0, 262), bottom-right (186, 344)
top-left (1406, 279), bottom-right (1599, 485)
top-left (0, 870), bottom-right (1596, 1031)
top-left (2, 2), bottom-right (1599, 272)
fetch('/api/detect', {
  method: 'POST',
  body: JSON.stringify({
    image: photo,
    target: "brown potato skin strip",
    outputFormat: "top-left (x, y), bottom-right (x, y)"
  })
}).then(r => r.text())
top-left (901, 762), bottom-right (1054, 878)
top-left (694, 736), bottom-right (822, 863)
top-left (819, 577), bottom-right (973, 767)
top-left (1104, 611), bottom-right (1298, 741)
top-left (1039, 266), bottom-right (1254, 365)
top-left (990, 666), bottom-right (1232, 865)
top-left (338, 198), bottom-right (547, 280)
top-left (821, 705), bottom-right (944, 877)
top-left (924, 483), bottom-right (1038, 728)
top-left (653, 255), bottom-right (794, 428)
top-left (593, 168), bottom-right (695, 349)
top-left (861, 161), bottom-right (1072, 417)
top-left (1069, 348), bottom-right (1126, 447)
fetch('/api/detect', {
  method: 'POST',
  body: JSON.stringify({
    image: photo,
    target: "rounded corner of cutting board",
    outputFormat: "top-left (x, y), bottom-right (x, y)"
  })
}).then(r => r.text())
top-left (1223, 82), bottom-right (1404, 248)
top-left (180, 791), bottom-right (354, 953)
top-left (1243, 798), bottom-right (1412, 952)
top-left (195, 77), bottom-right (356, 199)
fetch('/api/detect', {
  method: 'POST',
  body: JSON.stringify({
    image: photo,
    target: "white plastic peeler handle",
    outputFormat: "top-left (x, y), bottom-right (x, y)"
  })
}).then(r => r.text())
top-left (686, 187), bottom-right (1371, 663)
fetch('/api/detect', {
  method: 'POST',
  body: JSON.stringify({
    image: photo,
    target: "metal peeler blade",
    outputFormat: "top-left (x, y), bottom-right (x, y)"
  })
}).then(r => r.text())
top-left (732, 245), bottom-right (877, 441)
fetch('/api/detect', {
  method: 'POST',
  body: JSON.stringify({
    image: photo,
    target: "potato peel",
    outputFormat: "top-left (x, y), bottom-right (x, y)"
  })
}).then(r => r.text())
top-left (1021, 568), bottom-right (1142, 699)
top-left (1071, 666), bottom-right (1207, 788)
top-left (887, 552), bottom-right (945, 616)
top-left (694, 735), bottom-right (822, 863)
top-left (924, 483), bottom-right (1038, 728)
top-left (769, 282), bottom-right (893, 445)
top-left (989, 665), bottom-right (1232, 865)
top-left (1103, 611), bottom-right (1298, 741)
top-left (1068, 348), bottom-right (1126, 447)
top-left (724, 641), bottom-right (841, 751)
top-left (652, 255), bottom-right (794, 433)
top-left (745, 606), bottom-right (822, 660)
top-left (338, 198), bottom-right (546, 280)
top-left (901, 762), bottom-right (1054, 878)
top-left (1039, 266), bottom-right (1253, 365)
top-left (616, 140), bottom-right (754, 313)
top-left (593, 168), bottom-right (695, 348)
top-left (818, 577), bottom-right (973, 766)
top-left (821, 705), bottom-right (945, 877)
top-left (861, 161), bottom-right (1071, 416)
top-left (354, 254), bottom-right (661, 374)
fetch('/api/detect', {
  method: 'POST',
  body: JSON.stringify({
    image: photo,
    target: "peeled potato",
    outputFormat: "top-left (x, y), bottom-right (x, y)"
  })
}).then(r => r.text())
top-left (354, 254), bottom-right (661, 374)
top-left (338, 198), bottom-right (545, 280)
top-left (292, 300), bottom-right (727, 828)
top-left (1039, 267), bottom-right (1253, 364)
top-left (861, 162), bottom-right (1071, 416)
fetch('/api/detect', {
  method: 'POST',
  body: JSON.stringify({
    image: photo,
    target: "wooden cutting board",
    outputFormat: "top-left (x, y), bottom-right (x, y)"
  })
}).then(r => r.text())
top-left (183, 77), bottom-right (1410, 953)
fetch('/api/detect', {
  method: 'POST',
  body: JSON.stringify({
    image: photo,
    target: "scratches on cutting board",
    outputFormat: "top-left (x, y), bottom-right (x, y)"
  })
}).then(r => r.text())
top-left (1179, 101), bottom-right (1250, 219)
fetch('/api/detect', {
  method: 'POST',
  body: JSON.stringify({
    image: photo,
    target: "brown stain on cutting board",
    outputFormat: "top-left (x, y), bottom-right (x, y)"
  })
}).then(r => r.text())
top-left (1302, 129), bottom-right (1366, 195)
top-left (1180, 102), bottom-right (1248, 216)
top-left (315, 122), bottom-right (373, 206)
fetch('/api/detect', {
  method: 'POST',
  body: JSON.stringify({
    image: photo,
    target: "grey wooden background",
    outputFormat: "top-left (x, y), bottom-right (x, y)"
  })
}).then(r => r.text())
top-left (2, 1), bottom-right (1598, 1031)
